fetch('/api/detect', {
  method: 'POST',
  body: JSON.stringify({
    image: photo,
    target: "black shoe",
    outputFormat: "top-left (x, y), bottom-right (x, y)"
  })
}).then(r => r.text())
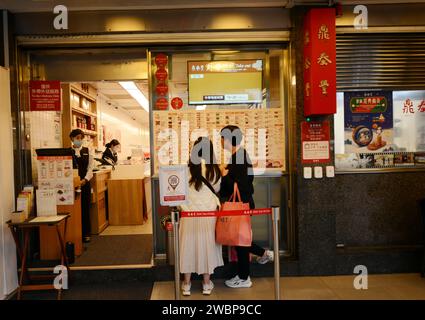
top-left (83, 236), bottom-right (91, 243)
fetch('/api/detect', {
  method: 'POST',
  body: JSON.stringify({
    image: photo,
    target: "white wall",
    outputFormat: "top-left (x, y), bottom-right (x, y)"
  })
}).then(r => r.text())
top-left (97, 94), bottom-right (150, 161)
top-left (0, 67), bottom-right (18, 300)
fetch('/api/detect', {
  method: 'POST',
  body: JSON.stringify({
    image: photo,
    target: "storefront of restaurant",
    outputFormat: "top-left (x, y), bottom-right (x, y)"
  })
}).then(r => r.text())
top-left (1, 2), bottom-right (425, 300)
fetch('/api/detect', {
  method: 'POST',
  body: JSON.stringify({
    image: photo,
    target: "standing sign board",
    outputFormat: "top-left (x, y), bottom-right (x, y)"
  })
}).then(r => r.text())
top-left (29, 80), bottom-right (61, 112)
top-left (301, 121), bottom-right (331, 164)
top-left (159, 165), bottom-right (189, 206)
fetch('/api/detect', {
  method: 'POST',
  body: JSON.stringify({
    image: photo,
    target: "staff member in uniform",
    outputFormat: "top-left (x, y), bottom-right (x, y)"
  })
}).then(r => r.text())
top-left (102, 139), bottom-right (120, 165)
top-left (70, 129), bottom-right (94, 243)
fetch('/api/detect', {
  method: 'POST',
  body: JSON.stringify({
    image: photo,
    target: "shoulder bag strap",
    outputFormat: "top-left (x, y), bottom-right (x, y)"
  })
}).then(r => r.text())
top-left (200, 176), bottom-right (219, 198)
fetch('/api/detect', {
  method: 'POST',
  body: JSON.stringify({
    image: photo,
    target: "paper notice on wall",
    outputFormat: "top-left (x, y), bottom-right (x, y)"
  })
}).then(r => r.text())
top-left (36, 189), bottom-right (57, 217)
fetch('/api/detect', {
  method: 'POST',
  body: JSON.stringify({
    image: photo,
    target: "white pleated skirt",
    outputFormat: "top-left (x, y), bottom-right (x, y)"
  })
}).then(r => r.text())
top-left (179, 216), bottom-right (224, 275)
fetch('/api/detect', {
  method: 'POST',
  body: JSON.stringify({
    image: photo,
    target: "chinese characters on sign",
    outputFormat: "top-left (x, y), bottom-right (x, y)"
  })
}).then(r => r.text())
top-left (29, 81), bottom-right (61, 111)
top-left (344, 91), bottom-right (394, 154)
top-left (303, 8), bottom-right (336, 116)
top-left (301, 121), bottom-right (331, 164)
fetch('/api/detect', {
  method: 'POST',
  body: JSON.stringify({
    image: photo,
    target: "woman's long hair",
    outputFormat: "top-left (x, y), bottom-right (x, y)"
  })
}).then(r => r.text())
top-left (189, 137), bottom-right (221, 191)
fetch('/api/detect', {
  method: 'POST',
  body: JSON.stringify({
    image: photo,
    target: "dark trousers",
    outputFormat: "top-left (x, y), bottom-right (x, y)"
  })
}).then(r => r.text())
top-left (235, 243), bottom-right (265, 280)
top-left (81, 184), bottom-right (91, 237)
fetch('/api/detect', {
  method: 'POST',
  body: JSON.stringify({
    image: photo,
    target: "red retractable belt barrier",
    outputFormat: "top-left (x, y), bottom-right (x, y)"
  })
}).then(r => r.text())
top-left (180, 208), bottom-right (272, 218)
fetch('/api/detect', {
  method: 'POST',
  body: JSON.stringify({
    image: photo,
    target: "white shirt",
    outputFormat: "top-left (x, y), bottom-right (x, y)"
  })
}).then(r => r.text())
top-left (180, 160), bottom-right (221, 212)
top-left (72, 145), bottom-right (94, 182)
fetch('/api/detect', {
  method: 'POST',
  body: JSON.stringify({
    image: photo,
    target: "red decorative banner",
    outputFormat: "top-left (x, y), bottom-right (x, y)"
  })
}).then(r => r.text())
top-left (303, 8), bottom-right (336, 116)
top-left (156, 82), bottom-right (168, 96)
top-left (171, 97), bottom-right (183, 110)
top-left (29, 80), bottom-right (61, 111)
top-left (181, 208), bottom-right (272, 218)
top-left (155, 68), bottom-right (168, 81)
top-left (155, 97), bottom-right (169, 110)
top-left (155, 53), bottom-right (168, 67)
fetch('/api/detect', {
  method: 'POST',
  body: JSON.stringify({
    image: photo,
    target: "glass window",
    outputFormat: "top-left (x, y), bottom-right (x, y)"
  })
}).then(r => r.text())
top-left (150, 48), bottom-right (286, 175)
top-left (334, 90), bottom-right (425, 171)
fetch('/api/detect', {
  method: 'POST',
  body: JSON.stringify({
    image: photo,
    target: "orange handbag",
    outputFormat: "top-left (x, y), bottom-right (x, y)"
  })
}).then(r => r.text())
top-left (216, 182), bottom-right (252, 247)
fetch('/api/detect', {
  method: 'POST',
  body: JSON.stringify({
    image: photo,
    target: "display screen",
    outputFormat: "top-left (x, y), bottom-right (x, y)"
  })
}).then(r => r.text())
top-left (188, 60), bottom-right (263, 105)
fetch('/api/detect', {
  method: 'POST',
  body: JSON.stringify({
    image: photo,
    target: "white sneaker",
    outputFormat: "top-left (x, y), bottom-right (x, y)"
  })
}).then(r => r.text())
top-left (202, 281), bottom-right (214, 295)
top-left (225, 276), bottom-right (252, 288)
top-left (224, 275), bottom-right (240, 287)
top-left (182, 282), bottom-right (191, 296)
top-left (257, 250), bottom-right (274, 264)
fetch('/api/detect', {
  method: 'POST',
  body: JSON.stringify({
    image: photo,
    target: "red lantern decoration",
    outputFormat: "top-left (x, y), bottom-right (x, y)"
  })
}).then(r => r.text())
top-left (171, 97), bottom-right (183, 110)
top-left (303, 8), bottom-right (336, 116)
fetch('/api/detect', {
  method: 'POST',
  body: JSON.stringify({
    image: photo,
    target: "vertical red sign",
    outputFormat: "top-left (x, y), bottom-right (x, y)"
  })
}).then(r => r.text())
top-left (303, 8), bottom-right (336, 116)
top-left (29, 80), bottom-right (61, 111)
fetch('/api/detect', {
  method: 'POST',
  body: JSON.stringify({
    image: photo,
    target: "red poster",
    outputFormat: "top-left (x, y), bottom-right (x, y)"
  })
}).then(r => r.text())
top-left (155, 53), bottom-right (168, 67)
top-left (155, 68), bottom-right (168, 81)
top-left (171, 97), bottom-right (183, 110)
top-left (156, 82), bottom-right (168, 96)
top-left (303, 8), bottom-right (336, 116)
top-left (156, 98), bottom-right (169, 110)
top-left (301, 121), bottom-right (331, 164)
top-left (29, 80), bottom-right (61, 111)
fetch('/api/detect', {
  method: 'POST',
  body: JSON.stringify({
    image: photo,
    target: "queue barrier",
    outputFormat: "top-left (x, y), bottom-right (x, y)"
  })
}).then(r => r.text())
top-left (171, 207), bottom-right (281, 300)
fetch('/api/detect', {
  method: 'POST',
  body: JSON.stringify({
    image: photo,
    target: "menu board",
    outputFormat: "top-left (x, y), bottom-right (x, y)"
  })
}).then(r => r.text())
top-left (153, 108), bottom-right (285, 174)
top-left (37, 156), bottom-right (74, 205)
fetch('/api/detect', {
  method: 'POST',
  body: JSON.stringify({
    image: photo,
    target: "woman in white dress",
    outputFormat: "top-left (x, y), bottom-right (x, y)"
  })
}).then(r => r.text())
top-left (179, 137), bottom-right (223, 296)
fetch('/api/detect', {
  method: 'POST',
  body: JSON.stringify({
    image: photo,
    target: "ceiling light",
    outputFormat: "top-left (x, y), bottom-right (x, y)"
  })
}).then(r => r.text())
top-left (119, 81), bottom-right (149, 113)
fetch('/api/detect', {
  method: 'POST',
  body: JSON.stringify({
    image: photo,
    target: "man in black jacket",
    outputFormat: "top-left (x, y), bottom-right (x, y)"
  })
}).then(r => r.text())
top-left (219, 125), bottom-right (274, 289)
top-left (70, 129), bottom-right (94, 243)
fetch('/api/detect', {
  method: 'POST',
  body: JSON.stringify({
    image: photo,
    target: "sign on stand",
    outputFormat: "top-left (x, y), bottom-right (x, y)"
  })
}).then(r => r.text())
top-left (159, 165), bottom-right (189, 206)
top-left (158, 165), bottom-right (189, 300)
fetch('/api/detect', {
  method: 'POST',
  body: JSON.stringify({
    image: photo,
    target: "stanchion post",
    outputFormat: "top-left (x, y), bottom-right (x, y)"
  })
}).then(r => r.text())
top-left (171, 207), bottom-right (180, 300)
top-left (272, 206), bottom-right (280, 300)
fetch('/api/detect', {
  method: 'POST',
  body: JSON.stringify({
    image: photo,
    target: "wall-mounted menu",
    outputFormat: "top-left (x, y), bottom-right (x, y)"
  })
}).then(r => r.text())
top-left (37, 156), bottom-right (74, 205)
top-left (153, 108), bottom-right (285, 174)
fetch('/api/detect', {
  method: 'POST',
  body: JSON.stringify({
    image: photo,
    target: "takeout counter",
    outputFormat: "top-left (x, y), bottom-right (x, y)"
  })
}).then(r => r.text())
top-left (107, 164), bottom-right (148, 225)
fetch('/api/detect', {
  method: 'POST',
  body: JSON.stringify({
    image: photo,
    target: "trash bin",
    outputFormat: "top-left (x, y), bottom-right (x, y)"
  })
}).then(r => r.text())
top-left (165, 222), bottom-right (175, 266)
top-left (66, 242), bottom-right (75, 264)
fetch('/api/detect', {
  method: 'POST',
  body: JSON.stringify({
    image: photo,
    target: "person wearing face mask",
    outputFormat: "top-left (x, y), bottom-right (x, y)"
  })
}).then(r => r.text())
top-left (69, 129), bottom-right (94, 243)
top-left (102, 139), bottom-right (120, 165)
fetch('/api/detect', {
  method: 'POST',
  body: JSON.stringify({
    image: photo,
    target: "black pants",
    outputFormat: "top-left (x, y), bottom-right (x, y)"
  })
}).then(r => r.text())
top-left (81, 184), bottom-right (91, 238)
top-left (235, 243), bottom-right (265, 280)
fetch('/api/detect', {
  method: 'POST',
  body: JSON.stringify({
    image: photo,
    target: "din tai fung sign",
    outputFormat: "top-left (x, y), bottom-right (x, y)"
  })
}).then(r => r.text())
top-left (303, 8), bottom-right (336, 116)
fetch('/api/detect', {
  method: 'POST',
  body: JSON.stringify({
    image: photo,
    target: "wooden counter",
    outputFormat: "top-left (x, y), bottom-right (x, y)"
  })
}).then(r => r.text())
top-left (108, 179), bottom-right (146, 225)
top-left (40, 192), bottom-right (83, 260)
top-left (90, 169), bottom-right (111, 234)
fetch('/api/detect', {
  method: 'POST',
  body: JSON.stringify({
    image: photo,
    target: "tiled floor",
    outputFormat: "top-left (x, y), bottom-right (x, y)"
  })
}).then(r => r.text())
top-left (100, 212), bottom-right (153, 236)
top-left (150, 274), bottom-right (425, 300)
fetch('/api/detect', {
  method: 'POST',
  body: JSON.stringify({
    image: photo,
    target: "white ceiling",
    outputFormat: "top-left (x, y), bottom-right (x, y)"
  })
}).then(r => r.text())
top-left (92, 81), bottom-right (150, 127)
top-left (2, 0), bottom-right (425, 12)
